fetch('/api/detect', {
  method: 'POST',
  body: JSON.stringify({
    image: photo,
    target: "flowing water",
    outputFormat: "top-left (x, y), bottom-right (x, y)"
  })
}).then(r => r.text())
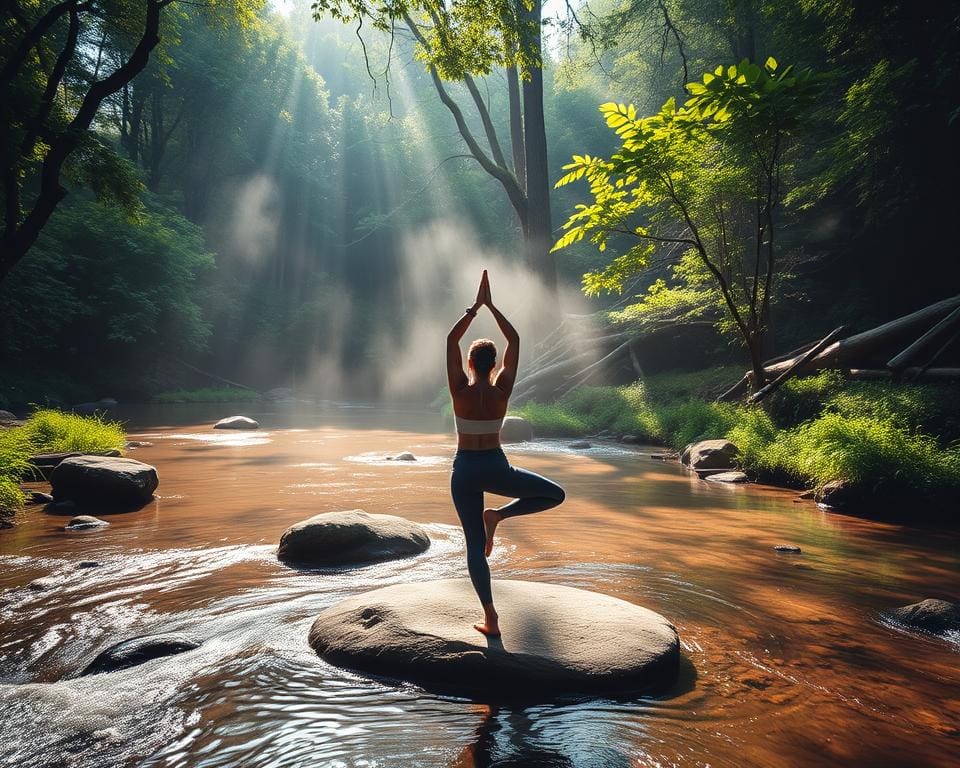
top-left (1, 405), bottom-right (958, 767)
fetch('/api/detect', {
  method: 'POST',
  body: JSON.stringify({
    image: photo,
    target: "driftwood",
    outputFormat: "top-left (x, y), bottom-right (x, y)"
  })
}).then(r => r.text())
top-left (748, 326), bottom-right (847, 404)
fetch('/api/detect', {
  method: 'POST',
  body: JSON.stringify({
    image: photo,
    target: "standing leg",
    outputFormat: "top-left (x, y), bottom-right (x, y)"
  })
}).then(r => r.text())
top-left (451, 471), bottom-right (500, 635)
top-left (482, 463), bottom-right (565, 556)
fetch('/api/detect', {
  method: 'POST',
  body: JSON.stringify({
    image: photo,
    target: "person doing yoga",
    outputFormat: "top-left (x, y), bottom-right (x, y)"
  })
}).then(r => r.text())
top-left (447, 269), bottom-right (566, 637)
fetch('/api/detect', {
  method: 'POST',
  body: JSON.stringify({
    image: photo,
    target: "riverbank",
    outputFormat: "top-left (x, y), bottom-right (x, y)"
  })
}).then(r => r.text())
top-left (0, 411), bottom-right (126, 518)
top-left (513, 369), bottom-right (960, 516)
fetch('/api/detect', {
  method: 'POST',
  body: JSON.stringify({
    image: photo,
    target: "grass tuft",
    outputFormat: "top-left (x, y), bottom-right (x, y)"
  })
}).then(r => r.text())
top-left (0, 409), bottom-right (126, 515)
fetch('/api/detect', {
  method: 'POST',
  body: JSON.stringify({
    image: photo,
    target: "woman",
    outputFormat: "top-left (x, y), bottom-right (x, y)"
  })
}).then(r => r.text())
top-left (447, 269), bottom-right (566, 637)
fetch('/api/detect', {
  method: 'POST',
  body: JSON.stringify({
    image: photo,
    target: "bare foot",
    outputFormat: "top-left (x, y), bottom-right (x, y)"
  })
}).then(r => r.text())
top-left (473, 620), bottom-right (501, 637)
top-left (482, 507), bottom-right (502, 557)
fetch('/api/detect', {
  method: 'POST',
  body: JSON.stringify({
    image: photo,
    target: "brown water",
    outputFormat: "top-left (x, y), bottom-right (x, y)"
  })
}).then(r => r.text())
top-left (1, 404), bottom-right (958, 768)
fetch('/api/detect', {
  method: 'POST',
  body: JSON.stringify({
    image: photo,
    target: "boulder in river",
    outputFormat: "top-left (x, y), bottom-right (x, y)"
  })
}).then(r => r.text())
top-left (706, 471), bottom-right (749, 484)
top-left (308, 578), bottom-right (680, 697)
top-left (278, 510), bottom-right (430, 567)
top-left (387, 452), bottom-right (417, 462)
top-left (81, 633), bottom-right (202, 676)
top-left (0, 409), bottom-right (17, 423)
top-left (28, 491), bottom-right (54, 504)
top-left (65, 515), bottom-right (109, 530)
top-left (774, 544), bottom-right (802, 554)
top-left (888, 599), bottom-right (960, 634)
top-left (680, 440), bottom-right (738, 470)
top-left (214, 415), bottom-right (259, 430)
top-left (815, 480), bottom-right (857, 510)
top-left (500, 416), bottom-right (533, 443)
top-left (568, 441), bottom-right (592, 450)
top-left (50, 456), bottom-right (158, 508)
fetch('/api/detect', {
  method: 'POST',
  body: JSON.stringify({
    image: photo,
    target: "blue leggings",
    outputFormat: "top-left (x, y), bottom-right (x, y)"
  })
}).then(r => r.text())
top-left (451, 448), bottom-right (565, 605)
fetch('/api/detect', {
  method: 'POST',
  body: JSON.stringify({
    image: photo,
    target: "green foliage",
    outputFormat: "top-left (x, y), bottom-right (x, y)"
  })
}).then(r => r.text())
top-left (517, 369), bottom-right (960, 503)
top-left (643, 366), bottom-right (745, 403)
top-left (17, 410), bottom-right (127, 456)
top-left (0, 477), bottom-right (25, 517)
top-left (153, 387), bottom-right (259, 403)
top-left (310, 0), bottom-right (540, 79)
top-left (0, 197), bottom-right (214, 382)
top-left (656, 400), bottom-right (739, 449)
top-left (756, 413), bottom-right (960, 494)
top-left (553, 58), bottom-right (825, 372)
top-left (0, 410), bottom-right (126, 515)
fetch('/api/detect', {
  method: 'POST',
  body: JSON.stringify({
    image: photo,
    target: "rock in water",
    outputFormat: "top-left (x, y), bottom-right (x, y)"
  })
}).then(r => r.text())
top-left (500, 416), bottom-right (533, 443)
top-left (568, 441), bottom-right (592, 449)
top-left (214, 415), bottom-right (259, 430)
top-left (50, 456), bottom-right (158, 508)
top-left (65, 515), bottom-right (109, 530)
top-left (680, 440), bottom-right (738, 470)
top-left (815, 480), bottom-right (857, 510)
top-left (0, 409), bottom-right (17, 422)
top-left (309, 579), bottom-right (680, 697)
top-left (889, 599), bottom-right (960, 633)
top-left (278, 510), bottom-right (430, 566)
top-left (81, 634), bottom-right (202, 676)
top-left (706, 471), bottom-right (749, 483)
top-left (774, 544), bottom-right (802, 554)
top-left (387, 452), bottom-right (416, 461)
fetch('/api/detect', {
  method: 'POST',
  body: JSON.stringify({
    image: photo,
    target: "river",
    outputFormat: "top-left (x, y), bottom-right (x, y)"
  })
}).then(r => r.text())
top-left (1, 404), bottom-right (957, 767)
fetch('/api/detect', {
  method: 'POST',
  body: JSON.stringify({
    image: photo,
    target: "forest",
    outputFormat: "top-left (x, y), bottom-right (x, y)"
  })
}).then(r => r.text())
top-left (3, 0), bottom-right (959, 513)
top-left (2, 3), bottom-right (960, 766)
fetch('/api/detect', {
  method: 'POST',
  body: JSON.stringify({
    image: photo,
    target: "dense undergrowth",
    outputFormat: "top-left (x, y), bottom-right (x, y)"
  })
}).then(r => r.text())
top-left (0, 410), bottom-right (126, 515)
top-left (514, 369), bottom-right (960, 503)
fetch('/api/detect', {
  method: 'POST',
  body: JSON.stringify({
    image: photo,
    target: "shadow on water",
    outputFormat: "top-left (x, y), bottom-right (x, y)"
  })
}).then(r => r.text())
top-left (451, 704), bottom-right (639, 768)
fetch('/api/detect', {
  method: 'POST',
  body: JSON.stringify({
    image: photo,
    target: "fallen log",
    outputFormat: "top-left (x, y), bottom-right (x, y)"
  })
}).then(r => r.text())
top-left (748, 326), bottom-right (847, 404)
top-left (887, 305), bottom-right (960, 373)
top-left (847, 367), bottom-right (960, 380)
top-left (762, 293), bottom-right (960, 378)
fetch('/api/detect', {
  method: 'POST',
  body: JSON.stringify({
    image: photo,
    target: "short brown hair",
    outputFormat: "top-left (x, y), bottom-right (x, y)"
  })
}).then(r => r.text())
top-left (468, 338), bottom-right (497, 381)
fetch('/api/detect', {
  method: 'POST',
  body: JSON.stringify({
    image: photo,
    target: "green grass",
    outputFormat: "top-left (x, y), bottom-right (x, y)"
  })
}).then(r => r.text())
top-left (0, 410), bottom-right (126, 515)
top-left (152, 387), bottom-right (259, 403)
top-left (515, 371), bottom-right (960, 507)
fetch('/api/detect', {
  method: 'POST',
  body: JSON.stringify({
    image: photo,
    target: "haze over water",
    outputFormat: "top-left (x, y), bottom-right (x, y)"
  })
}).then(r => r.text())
top-left (1, 404), bottom-right (958, 767)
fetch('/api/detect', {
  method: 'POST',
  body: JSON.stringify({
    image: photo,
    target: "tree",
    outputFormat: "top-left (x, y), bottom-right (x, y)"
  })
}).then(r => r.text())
top-left (0, 0), bottom-right (260, 283)
top-left (311, 0), bottom-right (557, 289)
top-left (552, 58), bottom-right (823, 386)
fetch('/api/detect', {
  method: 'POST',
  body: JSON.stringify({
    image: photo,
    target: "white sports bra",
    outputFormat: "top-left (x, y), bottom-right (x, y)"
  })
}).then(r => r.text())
top-left (455, 416), bottom-right (504, 435)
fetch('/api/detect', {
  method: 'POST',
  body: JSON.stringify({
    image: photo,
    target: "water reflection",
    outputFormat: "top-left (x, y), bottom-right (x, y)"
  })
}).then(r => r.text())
top-left (0, 405), bottom-right (958, 767)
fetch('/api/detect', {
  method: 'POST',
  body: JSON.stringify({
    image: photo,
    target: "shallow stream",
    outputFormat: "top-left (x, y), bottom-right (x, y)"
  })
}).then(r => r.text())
top-left (1, 405), bottom-right (957, 767)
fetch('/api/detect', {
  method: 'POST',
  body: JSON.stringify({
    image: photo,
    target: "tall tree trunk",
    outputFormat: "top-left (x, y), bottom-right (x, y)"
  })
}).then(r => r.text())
top-left (520, 0), bottom-right (556, 291)
top-left (507, 64), bottom-right (526, 196)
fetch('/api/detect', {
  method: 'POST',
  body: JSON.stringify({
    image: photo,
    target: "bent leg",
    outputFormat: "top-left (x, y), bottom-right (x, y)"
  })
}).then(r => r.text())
top-left (451, 477), bottom-right (493, 605)
top-left (486, 464), bottom-right (565, 519)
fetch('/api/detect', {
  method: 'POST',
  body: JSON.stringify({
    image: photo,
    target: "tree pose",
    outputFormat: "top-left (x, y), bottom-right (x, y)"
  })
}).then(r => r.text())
top-left (446, 269), bottom-right (565, 636)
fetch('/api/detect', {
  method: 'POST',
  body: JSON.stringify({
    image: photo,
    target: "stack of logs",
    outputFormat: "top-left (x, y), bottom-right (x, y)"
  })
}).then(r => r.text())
top-left (511, 293), bottom-right (960, 404)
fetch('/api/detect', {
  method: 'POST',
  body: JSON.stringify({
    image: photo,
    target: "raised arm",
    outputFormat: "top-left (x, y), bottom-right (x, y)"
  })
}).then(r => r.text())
top-left (489, 301), bottom-right (520, 396)
top-left (447, 272), bottom-right (486, 393)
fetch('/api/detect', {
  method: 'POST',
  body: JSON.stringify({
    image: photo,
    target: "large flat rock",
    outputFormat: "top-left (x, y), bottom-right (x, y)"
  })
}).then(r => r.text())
top-left (309, 579), bottom-right (680, 697)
